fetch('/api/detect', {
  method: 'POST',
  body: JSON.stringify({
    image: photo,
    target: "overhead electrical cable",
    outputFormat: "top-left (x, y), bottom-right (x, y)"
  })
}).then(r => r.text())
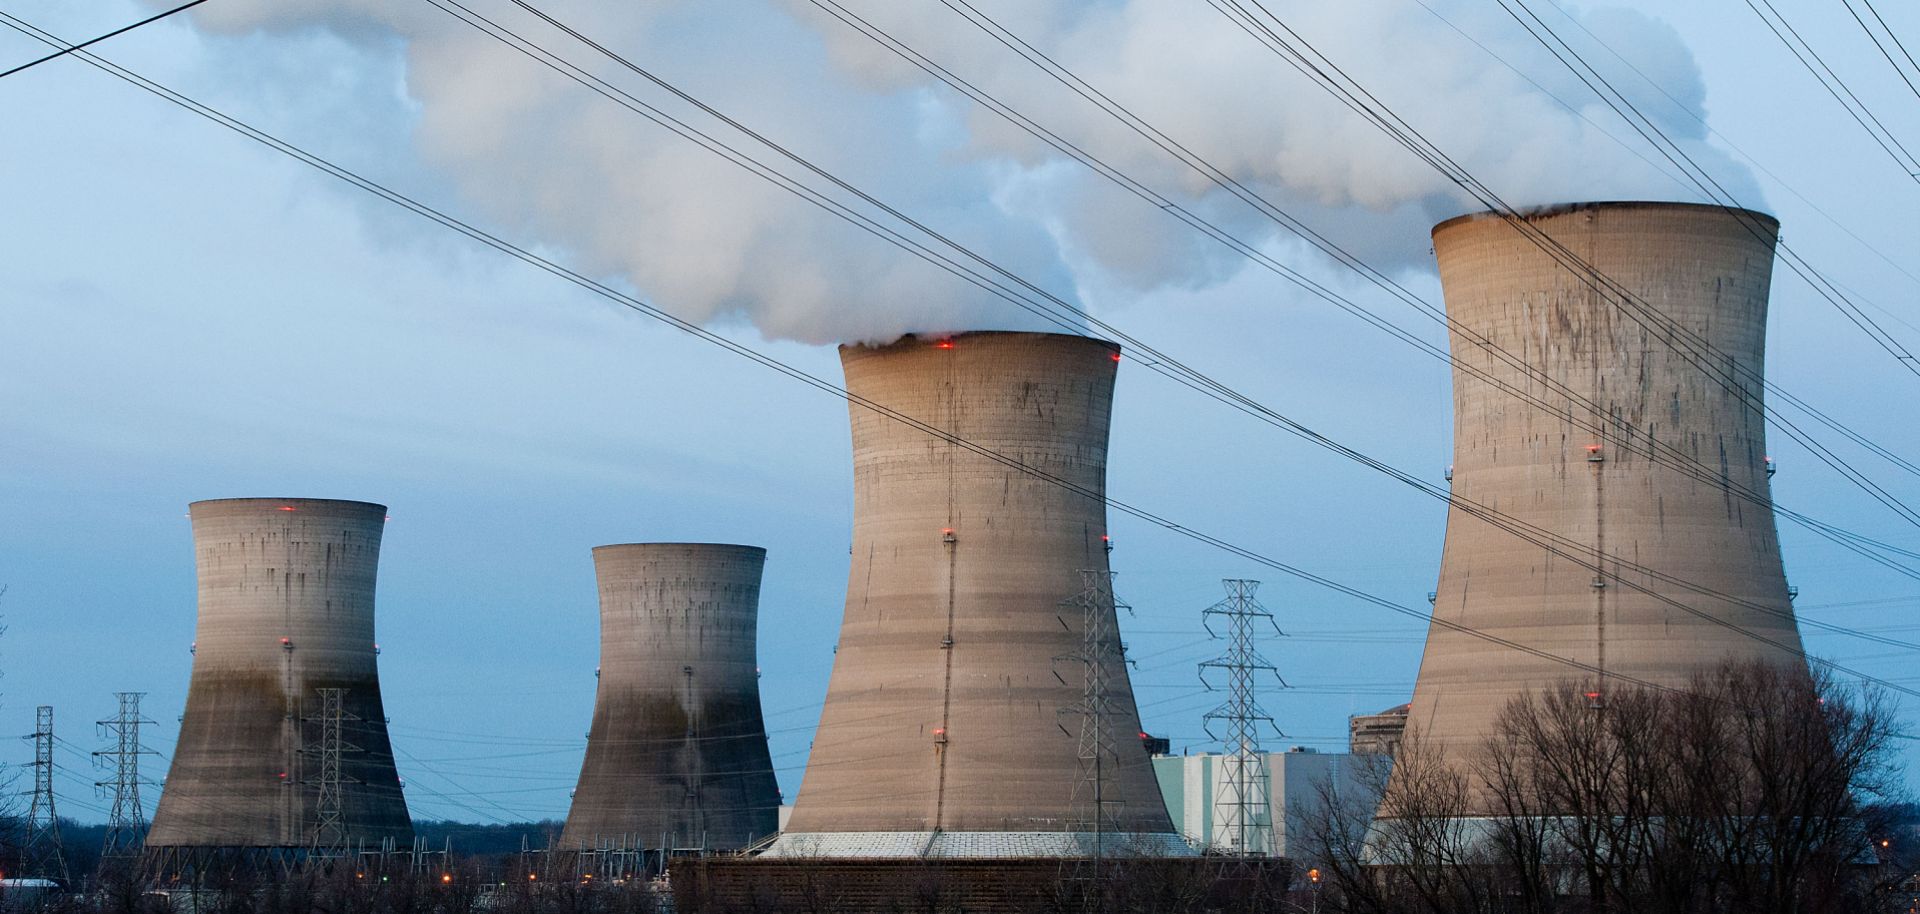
top-left (1743, 0), bottom-right (1920, 182)
top-left (1530, 0), bottom-right (1920, 368)
top-left (1199, 0), bottom-right (1920, 531)
top-left (470, 0), bottom-right (1920, 670)
top-left (0, 0), bottom-right (209, 81)
top-left (473, 0), bottom-right (1920, 693)
top-left (478, 0), bottom-right (1920, 639)
top-left (792, 0), bottom-right (1920, 579)
top-left (1841, 0), bottom-right (1920, 106)
top-left (0, 10), bottom-right (1704, 702)
top-left (1495, 0), bottom-right (1920, 387)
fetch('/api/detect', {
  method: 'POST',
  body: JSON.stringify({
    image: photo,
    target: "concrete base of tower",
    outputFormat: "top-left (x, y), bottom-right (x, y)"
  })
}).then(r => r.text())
top-left (757, 830), bottom-right (1197, 858)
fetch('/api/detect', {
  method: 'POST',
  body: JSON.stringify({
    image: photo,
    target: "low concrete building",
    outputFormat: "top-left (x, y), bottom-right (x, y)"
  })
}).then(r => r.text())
top-left (1152, 748), bottom-right (1375, 859)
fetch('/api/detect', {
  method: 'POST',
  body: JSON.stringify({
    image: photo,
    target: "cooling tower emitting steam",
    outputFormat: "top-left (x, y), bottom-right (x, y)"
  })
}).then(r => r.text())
top-left (148, 498), bottom-right (412, 850)
top-left (561, 543), bottom-right (781, 852)
top-left (766, 331), bottom-right (1188, 858)
top-left (1403, 202), bottom-right (1805, 809)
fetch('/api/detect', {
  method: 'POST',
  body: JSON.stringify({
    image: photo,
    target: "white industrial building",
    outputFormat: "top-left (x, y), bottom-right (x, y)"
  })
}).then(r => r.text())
top-left (1151, 748), bottom-right (1377, 858)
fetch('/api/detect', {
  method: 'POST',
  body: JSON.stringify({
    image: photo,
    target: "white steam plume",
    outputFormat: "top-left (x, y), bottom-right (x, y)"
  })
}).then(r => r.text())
top-left (154, 0), bottom-right (1758, 344)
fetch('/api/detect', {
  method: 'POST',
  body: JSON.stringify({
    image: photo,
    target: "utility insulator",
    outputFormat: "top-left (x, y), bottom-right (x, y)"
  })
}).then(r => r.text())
top-left (1591, 577), bottom-right (1607, 589)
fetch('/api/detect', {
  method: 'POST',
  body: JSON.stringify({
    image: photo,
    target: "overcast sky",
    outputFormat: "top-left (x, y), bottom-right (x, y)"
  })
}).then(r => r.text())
top-left (4, 0), bottom-right (1918, 826)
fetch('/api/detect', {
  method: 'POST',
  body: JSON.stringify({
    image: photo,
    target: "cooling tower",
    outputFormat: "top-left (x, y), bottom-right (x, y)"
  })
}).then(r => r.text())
top-left (1405, 202), bottom-right (1804, 804)
top-left (561, 543), bottom-right (780, 852)
top-left (148, 498), bottom-right (411, 849)
top-left (766, 330), bottom-right (1187, 858)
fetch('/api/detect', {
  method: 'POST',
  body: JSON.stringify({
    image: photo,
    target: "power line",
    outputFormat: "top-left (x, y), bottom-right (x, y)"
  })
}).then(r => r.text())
top-left (0, 0), bottom-right (208, 81)
top-left (812, 0), bottom-right (1920, 581)
top-left (0, 12), bottom-right (1902, 706)
top-left (485, 0), bottom-right (1920, 658)
top-left (1494, 0), bottom-right (1920, 385)
top-left (1201, 0), bottom-right (1920, 534)
top-left (1743, 0), bottom-right (1920, 182)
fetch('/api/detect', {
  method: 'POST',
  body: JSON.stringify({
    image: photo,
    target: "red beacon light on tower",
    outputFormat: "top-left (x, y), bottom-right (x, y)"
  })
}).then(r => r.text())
top-left (934, 339), bottom-right (954, 350)
top-left (1585, 443), bottom-right (1604, 462)
top-left (278, 505), bottom-right (297, 512)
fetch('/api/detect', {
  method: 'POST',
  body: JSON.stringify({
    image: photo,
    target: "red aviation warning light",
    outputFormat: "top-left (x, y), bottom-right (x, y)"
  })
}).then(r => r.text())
top-left (1110, 351), bottom-right (1122, 362)
top-left (278, 505), bottom-right (297, 512)
top-left (934, 339), bottom-right (954, 349)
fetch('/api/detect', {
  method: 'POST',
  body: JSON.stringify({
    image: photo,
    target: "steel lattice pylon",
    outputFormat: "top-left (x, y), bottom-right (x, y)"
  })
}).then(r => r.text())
top-left (94, 692), bottom-right (156, 861)
top-left (303, 687), bottom-right (363, 857)
top-left (25, 705), bottom-right (69, 883)
top-left (1198, 580), bottom-right (1286, 857)
top-left (1055, 569), bottom-right (1133, 859)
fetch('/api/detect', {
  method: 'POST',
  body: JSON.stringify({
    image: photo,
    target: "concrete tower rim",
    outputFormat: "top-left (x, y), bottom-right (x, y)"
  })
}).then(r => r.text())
top-left (843, 329), bottom-right (1121, 357)
top-left (188, 496), bottom-right (388, 513)
top-left (591, 542), bottom-right (768, 555)
top-left (1431, 200), bottom-right (1779, 239)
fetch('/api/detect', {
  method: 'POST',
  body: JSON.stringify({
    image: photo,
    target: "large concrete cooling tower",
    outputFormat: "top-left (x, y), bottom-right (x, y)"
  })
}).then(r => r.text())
top-left (1405, 202), bottom-right (1805, 802)
top-left (561, 543), bottom-right (780, 852)
top-left (148, 498), bottom-right (411, 853)
top-left (766, 331), bottom-right (1187, 858)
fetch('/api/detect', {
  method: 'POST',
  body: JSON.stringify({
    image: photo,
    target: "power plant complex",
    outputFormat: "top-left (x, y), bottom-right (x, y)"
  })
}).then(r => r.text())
top-left (52, 200), bottom-right (1829, 911)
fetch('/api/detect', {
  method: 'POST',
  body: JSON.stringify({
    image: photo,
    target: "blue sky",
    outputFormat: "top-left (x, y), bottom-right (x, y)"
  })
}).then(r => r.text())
top-left (3, 0), bottom-right (1917, 825)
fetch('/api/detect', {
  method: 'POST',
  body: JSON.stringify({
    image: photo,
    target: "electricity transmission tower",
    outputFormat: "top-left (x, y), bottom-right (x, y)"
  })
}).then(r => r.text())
top-left (94, 692), bottom-right (156, 860)
top-left (1198, 580), bottom-right (1285, 857)
top-left (1055, 569), bottom-right (1132, 860)
top-left (24, 705), bottom-right (69, 883)
top-left (303, 687), bottom-right (362, 858)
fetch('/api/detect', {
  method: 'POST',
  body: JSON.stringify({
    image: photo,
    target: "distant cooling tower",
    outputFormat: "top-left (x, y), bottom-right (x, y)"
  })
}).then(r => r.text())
top-left (148, 498), bottom-right (411, 851)
top-left (766, 331), bottom-right (1187, 858)
top-left (561, 543), bottom-right (780, 852)
top-left (1405, 202), bottom-right (1805, 804)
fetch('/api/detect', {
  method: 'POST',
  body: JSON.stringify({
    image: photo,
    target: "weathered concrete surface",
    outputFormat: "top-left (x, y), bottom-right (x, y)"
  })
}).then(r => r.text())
top-left (1406, 202), bottom-right (1805, 807)
top-left (775, 331), bottom-right (1179, 855)
top-left (148, 498), bottom-right (411, 847)
top-left (560, 543), bottom-right (780, 851)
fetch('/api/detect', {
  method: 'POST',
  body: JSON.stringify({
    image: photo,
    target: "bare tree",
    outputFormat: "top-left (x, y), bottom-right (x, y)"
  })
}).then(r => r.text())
top-left (1296, 659), bottom-right (1910, 914)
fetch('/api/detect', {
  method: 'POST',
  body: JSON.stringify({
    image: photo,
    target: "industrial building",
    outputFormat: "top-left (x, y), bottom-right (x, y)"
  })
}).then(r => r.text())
top-left (560, 543), bottom-right (781, 860)
top-left (1347, 703), bottom-right (1408, 757)
top-left (1403, 202), bottom-right (1806, 809)
top-left (1151, 748), bottom-right (1373, 859)
top-left (147, 498), bottom-right (412, 870)
top-left (766, 331), bottom-right (1189, 858)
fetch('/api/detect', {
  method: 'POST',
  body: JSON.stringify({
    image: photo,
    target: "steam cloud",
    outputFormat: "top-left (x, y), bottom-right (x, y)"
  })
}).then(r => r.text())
top-left (156, 0), bottom-right (1759, 344)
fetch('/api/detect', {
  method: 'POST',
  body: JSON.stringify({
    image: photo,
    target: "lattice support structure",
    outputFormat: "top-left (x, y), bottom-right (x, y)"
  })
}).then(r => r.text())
top-left (1054, 569), bottom-right (1133, 860)
top-left (303, 687), bottom-right (363, 858)
top-left (1198, 580), bottom-right (1285, 857)
top-left (95, 692), bottom-right (157, 862)
top-left (24, 705), bottom-right (69, 883)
